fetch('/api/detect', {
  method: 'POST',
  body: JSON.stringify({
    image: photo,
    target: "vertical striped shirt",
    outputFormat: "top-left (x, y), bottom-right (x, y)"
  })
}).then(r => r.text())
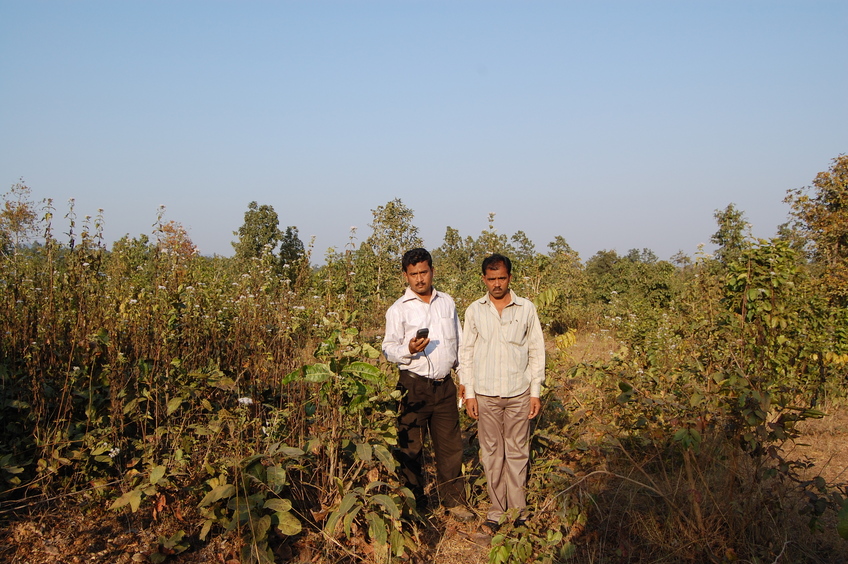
top-left (460, 290), bottom-right (545, 399)
top-left (383, 287), bottom-right (462, 379)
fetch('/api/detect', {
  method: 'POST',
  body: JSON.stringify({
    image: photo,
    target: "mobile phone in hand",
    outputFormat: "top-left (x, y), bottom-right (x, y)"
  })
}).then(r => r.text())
top-left (416, 328), bottom-right (429, 340)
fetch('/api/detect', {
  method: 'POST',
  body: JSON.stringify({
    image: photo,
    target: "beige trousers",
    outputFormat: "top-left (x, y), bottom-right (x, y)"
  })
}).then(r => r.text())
top-left (477, 390), bottom-right (531, 522)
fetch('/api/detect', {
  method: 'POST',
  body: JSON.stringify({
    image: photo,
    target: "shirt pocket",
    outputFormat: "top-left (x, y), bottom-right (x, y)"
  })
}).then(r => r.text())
top-left (504, 318), bottom-right (527, 346)
top-left (436, 310), bottom-right (458, 343)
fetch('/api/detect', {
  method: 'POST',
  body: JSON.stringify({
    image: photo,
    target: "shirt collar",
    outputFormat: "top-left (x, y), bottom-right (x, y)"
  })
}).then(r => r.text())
top-left (402, 286), bottom-right (439, 303)
top-left (478, 289), bottom-right (520, 306)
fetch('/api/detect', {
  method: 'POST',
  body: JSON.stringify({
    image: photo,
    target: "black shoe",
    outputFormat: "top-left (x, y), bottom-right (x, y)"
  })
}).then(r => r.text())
top-left (513, 511), bottom-right (531, 528)
top-left (481, 519), bottom-right (500, 534)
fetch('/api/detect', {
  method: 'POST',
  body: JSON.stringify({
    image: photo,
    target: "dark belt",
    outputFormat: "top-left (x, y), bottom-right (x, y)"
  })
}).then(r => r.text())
top-left (399, 369), bottom-right (450, 385)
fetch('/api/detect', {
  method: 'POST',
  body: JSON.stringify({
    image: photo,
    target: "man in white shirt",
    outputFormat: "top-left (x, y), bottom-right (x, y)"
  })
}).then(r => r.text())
top-left (383, 248), bottom-right (473, 521)
top-left (460, 253), bottom-right (545, 535)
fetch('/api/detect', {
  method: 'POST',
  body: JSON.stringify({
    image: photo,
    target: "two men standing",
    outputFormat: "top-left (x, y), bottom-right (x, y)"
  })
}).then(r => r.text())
top-left (383, 248), bottom-right (545, 531)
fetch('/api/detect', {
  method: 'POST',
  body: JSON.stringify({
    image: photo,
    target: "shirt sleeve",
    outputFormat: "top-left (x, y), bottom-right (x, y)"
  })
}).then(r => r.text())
top-left (526, 303), bottom-right (546, 397)
top-left (459, 304), bottom-right (478, 399)
top-left (382, 303), bottom-right (413, 366)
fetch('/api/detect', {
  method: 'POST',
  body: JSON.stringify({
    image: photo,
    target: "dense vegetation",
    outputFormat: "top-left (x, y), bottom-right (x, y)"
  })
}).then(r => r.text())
top-left (1, 155), bottom-right (847, 563)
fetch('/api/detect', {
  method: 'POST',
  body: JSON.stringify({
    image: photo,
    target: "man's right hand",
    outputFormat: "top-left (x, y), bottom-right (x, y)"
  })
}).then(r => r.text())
top-left (464, 397), bottom-right (478, 420)
top-left (408, 336), bottom-right (430, 355)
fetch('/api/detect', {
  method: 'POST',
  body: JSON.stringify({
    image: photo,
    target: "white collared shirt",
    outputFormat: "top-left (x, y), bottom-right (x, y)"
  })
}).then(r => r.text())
top-left (460, 289), bottom-right (545, 398)
top-left (383, 286), bottom-right (462, 379)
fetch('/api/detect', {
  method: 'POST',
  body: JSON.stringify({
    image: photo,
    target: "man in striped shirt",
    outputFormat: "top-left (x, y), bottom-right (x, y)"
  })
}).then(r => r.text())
top-left (460, 253), bottom-right (545, 535)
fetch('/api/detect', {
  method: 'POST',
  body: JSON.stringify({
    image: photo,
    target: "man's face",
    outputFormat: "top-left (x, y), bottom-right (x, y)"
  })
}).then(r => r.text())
top-left (483, 264), bottom-right (511, 300)
top-left (404, 261), bottom-right (434, 297)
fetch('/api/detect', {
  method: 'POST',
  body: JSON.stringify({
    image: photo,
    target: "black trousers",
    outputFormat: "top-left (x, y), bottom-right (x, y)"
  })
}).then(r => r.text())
top-left (395, 371), bottom-right (465, 508)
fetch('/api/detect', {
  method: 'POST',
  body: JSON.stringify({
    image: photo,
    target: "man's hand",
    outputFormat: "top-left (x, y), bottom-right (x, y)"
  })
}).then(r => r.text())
top-left (408, 336), bottom-right (429, 355)
top-left (458, 384), bottom-right (466, 400)
top-left (528, 397), bottom-right (541, 419)
top-left (464, 397), bottom-right (479, 420)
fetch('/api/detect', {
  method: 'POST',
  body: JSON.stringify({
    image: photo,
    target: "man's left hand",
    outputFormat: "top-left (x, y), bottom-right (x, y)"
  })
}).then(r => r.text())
top-left (528, 397), bottom-right (541, 419)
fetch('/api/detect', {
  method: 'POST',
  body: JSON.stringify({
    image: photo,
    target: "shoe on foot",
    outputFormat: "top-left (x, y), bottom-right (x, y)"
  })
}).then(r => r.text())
top-left (481, 519), bottom-right (500, 535)
top-left (447, 505), bottom-right (475, 522)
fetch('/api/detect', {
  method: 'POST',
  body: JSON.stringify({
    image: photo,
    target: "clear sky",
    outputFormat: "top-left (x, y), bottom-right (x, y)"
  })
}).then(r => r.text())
top-left (2, 1), bottom-right (846, 263)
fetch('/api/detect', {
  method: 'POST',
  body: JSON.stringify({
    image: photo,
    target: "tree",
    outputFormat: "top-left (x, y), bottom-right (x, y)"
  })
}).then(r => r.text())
top-left (358, 198), bottom-right (422, 302)
top-left (232, 201), bottom-right (282, 261)
top-left (625, 248), bottom-right (658, 264)
top-left (711, 203), bottom-right (750, 265)
top-left (432, 226), bottom-right (477, 303)
top-left (279, 225), bottom-right (306, 283)
top-left (784, 155), bottom-right (848, 304)
top-left (535, 236), bottom-right (587, 332)
top-left (1, 180), bottom-right (39, 259)
top-left (475, 213), bottom-right (513, 257)
top-left (510, 230), bottom-right (543, 298)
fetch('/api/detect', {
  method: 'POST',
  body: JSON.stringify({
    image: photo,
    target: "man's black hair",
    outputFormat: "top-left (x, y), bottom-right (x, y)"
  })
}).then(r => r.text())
top-left (402, 248), bottom-right (433, 271)
top-left (482, 253), bottom-right (512, 275)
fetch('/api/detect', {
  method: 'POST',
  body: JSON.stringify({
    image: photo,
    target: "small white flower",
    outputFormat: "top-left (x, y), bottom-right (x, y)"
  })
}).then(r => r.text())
top-left (238, 397), bottom-right (254, 406)
top-left (109, 447), bottom-right (120, 458)
top-left (82, 262), bottom-right (90, 267)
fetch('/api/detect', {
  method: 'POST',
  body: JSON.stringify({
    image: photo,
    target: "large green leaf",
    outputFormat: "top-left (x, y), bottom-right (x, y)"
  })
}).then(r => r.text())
top-left (109, 489), bottom-right (142, 512)
top-left (149, 465), bottom-right (166, 486)
top-left (281, 367), bottom-right (304, 385)
top-left (370, 494), bottom-right (400, 519)
top-left (263, 498), bottom-right (292, 513)
top-left (255, 514), bottom-right (272, 542)
top-left (362, 343), bottom-right (381, 359)
top-left (166, 396), bottom-right (183, 416)
top-left (324, 492), bottom-right (360, 535)
top-left (304, 363), bottom-right (334, 383)
top-left (343, 361), bottom-right (383, 382)
top-left (343, 505), bottom-right (361, 537)
top-left (373, 444), bottom-right (397, 472)
top-left (276, 511), bottom-right (302, 536)
top-left (365, 511), bottom-right (388, 545)
top-left (266, 466), bottom-right (286, 492)
top-left (355, 442), bottom-right (373, 462)
top-left (199, 484), bottom-right (235, 507)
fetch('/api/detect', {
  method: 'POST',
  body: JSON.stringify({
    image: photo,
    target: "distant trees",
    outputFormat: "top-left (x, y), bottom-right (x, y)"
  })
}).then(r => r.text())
top-left (0, 180), bottom-right (38, 259)
top-left (711, 203), bottom-right (750, 265)
top-left (785, 154), bottom-right (848, 305)
top-left (232, 201), bottom-right (304, 281)
top-left (355, 198), bottom-right (422, 303)
top-left (232, 201), bottom-right (282, 260)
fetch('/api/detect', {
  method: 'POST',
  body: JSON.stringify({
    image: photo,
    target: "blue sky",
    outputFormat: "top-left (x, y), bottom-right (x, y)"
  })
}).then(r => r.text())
top-left (1, 1), bottom-right (846, 263)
